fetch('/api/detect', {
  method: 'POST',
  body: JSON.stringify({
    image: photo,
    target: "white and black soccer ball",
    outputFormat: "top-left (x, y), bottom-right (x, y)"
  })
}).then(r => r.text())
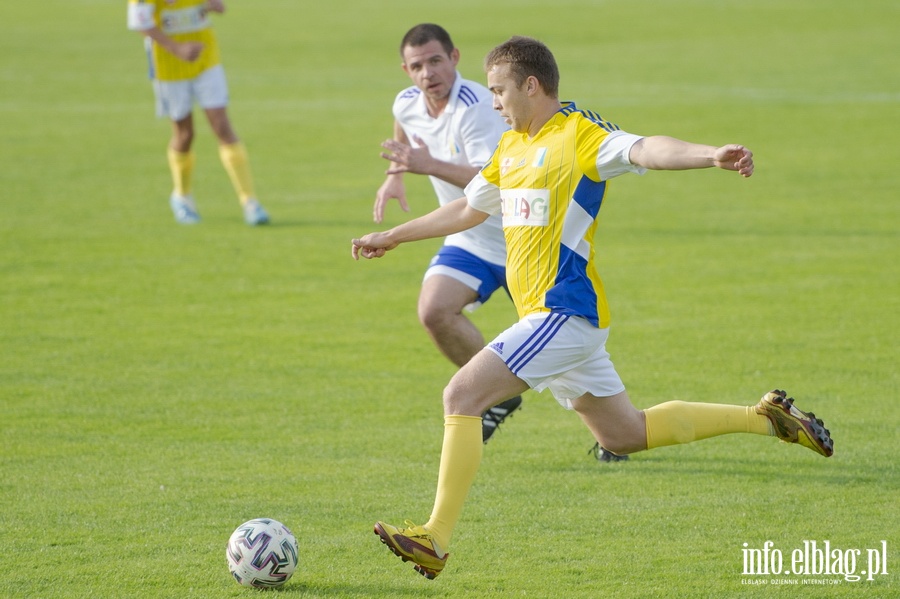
top-left (226, 518), bottom-right (299, 588)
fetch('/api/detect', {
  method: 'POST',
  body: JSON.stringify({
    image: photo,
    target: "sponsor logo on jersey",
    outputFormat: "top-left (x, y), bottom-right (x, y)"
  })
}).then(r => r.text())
top-left (532, 147), bottom-right (548, 167)
top-left (160, 6), bottom-right (210, 34)
top-left (500, 188), bottom-right (549, 227)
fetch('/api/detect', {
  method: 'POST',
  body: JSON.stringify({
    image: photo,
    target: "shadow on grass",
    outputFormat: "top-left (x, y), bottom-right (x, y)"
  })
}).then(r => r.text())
top-left (272, 580), bottom-right (446, 597)
top-left (593, 450), bottom-right (884, 486)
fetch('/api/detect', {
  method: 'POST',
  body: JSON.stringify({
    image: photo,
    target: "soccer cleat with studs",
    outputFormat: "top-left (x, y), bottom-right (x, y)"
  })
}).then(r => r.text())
top-left (754, 389), bottom-right (834, 457)
top-left (374, 521), bottom-right (448, 579)
top-left (482, 395), bottom-right (522, 443)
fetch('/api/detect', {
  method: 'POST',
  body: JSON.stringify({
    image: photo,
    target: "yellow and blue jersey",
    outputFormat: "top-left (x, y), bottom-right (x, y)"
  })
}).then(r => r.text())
top-left (127, 0), bottom-right (220, 81)
top-left (470, 103), bottom-right (641, 328)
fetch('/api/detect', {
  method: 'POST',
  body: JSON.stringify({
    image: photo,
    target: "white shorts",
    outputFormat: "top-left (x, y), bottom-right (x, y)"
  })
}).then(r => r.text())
top-left (486, 312), bottom-right (625, 409)
top-left (153, 64), bottom-right (229, 121)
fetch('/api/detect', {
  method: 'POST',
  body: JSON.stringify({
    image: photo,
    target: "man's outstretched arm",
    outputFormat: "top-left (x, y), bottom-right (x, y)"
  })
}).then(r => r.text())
top-left (352, 197), bottom-right (488, 260)
top-left (629, 136), bottom-right (754, 178)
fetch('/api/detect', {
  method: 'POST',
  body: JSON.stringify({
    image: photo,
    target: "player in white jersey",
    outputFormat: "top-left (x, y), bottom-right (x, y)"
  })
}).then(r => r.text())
top-left (127, 0), bottom-right (269, 225)
top-left (354, 36), bottom-right (832, 579)
top-left (374, 24), bottom-right (521, 443)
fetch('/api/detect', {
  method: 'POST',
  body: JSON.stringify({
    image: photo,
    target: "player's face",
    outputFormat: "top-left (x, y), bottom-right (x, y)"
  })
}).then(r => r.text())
top-left (401, 41), bottom-right (459, 105)
top-left (487, 63), bottom-right (533, 134)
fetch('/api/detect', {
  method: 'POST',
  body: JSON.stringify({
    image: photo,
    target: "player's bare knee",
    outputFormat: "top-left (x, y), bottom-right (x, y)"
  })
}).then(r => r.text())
top-left (418, 302), bottom-right (453, 335)
top-left (442, 379), bottom-right (489, 417)
top-left (171, 129), bottom-right (193, 151)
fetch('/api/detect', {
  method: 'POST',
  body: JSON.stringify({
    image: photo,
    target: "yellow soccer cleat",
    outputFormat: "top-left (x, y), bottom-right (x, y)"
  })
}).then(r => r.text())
top-left (373, 520), bottom-right (448, 579)
top-left (755, 389), bottom-right (834, 457)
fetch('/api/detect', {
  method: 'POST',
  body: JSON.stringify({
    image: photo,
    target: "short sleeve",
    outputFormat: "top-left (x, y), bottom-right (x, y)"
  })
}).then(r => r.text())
top-left (457, 100), bottom-right (508, 167)
top-left (597, 130), bottom-right (647, 180)
top-left (127, 1), bottom-right (156, 30)
top-left (464, 172), bottom-right (502, 216)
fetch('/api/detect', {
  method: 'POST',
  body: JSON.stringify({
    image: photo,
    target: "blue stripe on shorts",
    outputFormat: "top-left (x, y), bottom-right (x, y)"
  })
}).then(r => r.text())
top-left (505, 312), bottom-right (570, 375)
top-left (427, 245), bottom-right (508, 305)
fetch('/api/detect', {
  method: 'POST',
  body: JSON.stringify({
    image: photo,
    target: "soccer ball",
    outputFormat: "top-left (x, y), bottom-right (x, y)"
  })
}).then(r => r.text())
top-left (226, 518), bottom-right (299, 588)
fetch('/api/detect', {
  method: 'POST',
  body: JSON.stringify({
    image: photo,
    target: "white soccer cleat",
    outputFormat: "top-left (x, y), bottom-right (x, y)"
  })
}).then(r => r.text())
top-left (170, 194), bottom-right (201, 224)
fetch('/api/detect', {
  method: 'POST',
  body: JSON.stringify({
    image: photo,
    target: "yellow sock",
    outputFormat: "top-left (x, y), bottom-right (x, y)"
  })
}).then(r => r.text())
top-left (167, 148), bottom-right (195, 197)
top-left (644, 401), bottom-right (773, 449)
top-left (424, 415), bottom-right (483, 551)
top-left (218, 142), bottom-right (255, 204)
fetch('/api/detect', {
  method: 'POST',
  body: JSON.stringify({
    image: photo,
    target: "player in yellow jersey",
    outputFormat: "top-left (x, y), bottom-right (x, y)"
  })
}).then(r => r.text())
top-left (352, 36), bottom-right (833, 579)
top-left (127, 0), bottom-right (269, 225)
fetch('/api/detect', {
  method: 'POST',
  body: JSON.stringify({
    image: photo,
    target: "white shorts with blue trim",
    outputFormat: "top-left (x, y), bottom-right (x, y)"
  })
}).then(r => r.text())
top-left (486, 312), bottom-right (625, 409)
top-left (153, 64), bottom-right (229, 121)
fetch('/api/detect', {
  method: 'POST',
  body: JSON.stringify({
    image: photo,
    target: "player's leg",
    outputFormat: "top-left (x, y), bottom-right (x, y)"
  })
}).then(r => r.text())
top-left (418, 274), bottom-right (483, 368)
top-left (198, 65), bottom-right (268, 225)
top-left (572, 389), bottom-right (768, 455)
top-left (427, 350), bottom-right (528, 543)
top-left (418, 249), bottom-right (522, 441)
top-left (169, 112), bottom-right (195, 152)
top-left (168, 114), bottom-right (196, 197)
top-left (208, 108), bottom-right (268, 225)
top-left (204, 106), bottom-right (238, 143)
top-left (156, 78), bottom-right (200, 224)
top-left (571, 390), bottom-right (647, 455)
top-left (375, 349), bottom-right (527, 578)
top-left (573, 390), bottom-right (832, 457)
top-left (408, 313), bottom-right (574, 562)
top-left (167, 115), bottom-right (201, 223)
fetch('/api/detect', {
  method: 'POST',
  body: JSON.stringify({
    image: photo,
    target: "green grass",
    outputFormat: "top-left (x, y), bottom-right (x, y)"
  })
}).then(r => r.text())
top-left (2, 1), bottom-right (898, 597)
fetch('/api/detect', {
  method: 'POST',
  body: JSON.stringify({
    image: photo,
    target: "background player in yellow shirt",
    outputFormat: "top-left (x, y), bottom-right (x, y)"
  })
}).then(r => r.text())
top-left (352, 36), bottom-right (833, 579)
top-left (127, 0), bottom-right (269, 225)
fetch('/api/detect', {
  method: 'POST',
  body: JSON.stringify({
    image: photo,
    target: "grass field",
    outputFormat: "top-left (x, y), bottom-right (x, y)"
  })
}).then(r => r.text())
top-left (1, 1), bottom-right (898, 597)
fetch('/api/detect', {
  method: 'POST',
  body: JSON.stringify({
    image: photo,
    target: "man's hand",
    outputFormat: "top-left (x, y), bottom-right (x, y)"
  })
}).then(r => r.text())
top-left (373, 175), bottom-right (408, 223)
top-left (714, 144), bottom-right (754, 178)
top-left (381, 135), bottom-right (435, 176)
top-left (172, 41), bottom-right (205, 62)
top-left (351, 232), bottom-right (397, 260)
top-left (206, 0), bottom-right (226, 14)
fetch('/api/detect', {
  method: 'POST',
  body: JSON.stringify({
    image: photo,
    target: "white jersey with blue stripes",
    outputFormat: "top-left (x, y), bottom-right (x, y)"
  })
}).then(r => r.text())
top-left (392, 73), bottom-right (509, 266)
